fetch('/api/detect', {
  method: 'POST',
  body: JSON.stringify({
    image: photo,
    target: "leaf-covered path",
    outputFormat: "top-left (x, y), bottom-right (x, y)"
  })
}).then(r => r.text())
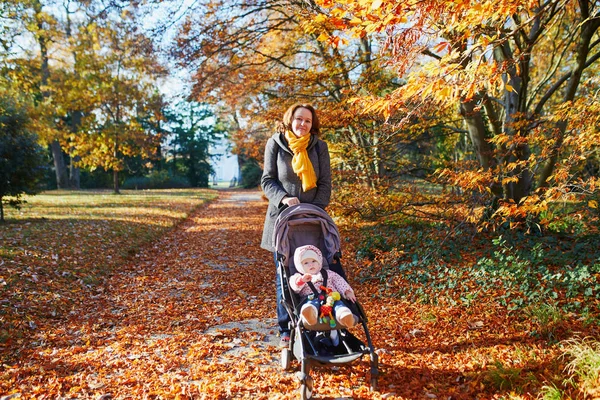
top-left (82, 189), bottom-right (297, 398)
top-left (3, 190), bottom-right (379, 399)
top-left (3, 189), bottom-right (573, 399)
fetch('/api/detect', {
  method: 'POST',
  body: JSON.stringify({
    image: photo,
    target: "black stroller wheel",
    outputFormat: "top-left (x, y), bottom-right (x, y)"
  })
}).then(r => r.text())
top-left (281, 347), bottom-right (292, 371)
top-left (370, 377), bottom-right (378, 391)
top-left (370, 351), bottom-right (379, 391)
top-left (299, 375), bottom-right (313, 400)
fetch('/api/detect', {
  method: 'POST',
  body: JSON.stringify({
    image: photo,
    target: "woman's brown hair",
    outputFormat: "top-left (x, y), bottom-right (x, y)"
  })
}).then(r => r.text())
top-left (277, 103), bottom-right (321, 136)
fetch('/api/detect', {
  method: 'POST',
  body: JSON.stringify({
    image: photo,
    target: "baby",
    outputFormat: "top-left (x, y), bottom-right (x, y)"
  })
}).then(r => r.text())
top-left (289, 245), bottom-right (357, 328)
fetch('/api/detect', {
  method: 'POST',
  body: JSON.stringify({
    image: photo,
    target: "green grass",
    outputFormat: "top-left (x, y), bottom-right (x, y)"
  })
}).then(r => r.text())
top-left (538, 383), bottom-right (564, 400)
top-left (563, 337), bottom-right (600, 396)
top-left (525, 303), bottom-right (565, 340)
top-left (484, 360), bottom-right (537, 392)
top-left (4, 188), bottom-right (215, 220)
top-left (0, 188), bottom-right (217, 354)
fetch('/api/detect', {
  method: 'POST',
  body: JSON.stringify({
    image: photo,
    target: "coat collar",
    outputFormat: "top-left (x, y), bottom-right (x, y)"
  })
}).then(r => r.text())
top-left (273, 132), bottom-right (317, 155)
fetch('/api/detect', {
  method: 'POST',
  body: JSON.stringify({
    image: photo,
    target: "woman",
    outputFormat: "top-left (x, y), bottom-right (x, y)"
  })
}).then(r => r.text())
top-left (260, 103), bottom-right (332, 347)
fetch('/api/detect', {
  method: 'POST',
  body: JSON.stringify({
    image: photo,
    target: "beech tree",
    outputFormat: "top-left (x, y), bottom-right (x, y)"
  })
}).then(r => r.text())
top-left (311, 0), bottom-right (600, 225)
top-left (61, 11), bottom-right (167, 193)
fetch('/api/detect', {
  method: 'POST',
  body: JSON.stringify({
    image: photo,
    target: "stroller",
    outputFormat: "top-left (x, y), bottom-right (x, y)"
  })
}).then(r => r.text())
top-left (274, 203), bottom-right (379, 399)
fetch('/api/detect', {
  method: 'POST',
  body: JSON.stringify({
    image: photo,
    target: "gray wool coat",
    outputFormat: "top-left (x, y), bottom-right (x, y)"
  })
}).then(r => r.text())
top-left (260, 132), bottom-right (331, 252)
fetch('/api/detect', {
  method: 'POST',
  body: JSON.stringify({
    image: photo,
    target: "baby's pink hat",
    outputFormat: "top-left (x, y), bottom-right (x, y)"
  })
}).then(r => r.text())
top-left (294, 245), bottom-right (323, 273)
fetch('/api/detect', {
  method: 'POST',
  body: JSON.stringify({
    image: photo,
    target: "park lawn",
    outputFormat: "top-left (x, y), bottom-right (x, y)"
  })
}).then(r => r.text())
top-left (0, 189), bottom-right (217, 354)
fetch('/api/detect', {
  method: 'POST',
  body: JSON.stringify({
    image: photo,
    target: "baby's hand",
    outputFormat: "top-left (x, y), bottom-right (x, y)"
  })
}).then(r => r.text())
top-left (302, 273), bottom-right (312, 283)
top-left (345, 289), bottom-right (356, 302)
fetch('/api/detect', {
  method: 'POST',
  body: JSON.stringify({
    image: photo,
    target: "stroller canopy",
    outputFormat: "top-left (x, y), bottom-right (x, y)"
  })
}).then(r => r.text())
top-left (273, 204), bottom-right (341, 270)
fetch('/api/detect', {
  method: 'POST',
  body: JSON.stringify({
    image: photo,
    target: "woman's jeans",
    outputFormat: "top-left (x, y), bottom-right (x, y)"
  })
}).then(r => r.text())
top-left (275, 252), bottom-right (290, 334)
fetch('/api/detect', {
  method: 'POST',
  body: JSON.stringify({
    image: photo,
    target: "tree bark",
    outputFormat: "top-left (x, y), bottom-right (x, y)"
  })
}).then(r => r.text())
top-left (51, 140), bottom-right (69, 189)
top-left (69, 158), bottom-right (80, 189)
top-left (69, 110), bottom-right (82, 189)
top-left (460, 98), bottom-right (504, 198)
top-left (113, 135), bottom-right (120, 194)
top-left (113, 170), bottom-right (119, 193)
top-left (459, 99), bottom-right (493, 170)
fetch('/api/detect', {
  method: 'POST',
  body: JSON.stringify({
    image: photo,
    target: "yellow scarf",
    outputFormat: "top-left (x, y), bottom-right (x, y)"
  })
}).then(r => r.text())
top-left (284, 131), bottom-right (317, 192)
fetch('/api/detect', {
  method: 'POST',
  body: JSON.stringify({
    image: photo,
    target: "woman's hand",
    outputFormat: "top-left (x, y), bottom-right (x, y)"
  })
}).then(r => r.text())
top-left (344, 289), bottom-right (356, 303)
top-left (282, 196), bottom-right (300, 206)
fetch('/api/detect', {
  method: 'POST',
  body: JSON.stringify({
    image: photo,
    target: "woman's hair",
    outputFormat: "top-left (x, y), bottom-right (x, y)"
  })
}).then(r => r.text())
top-left (277, 103), bottom-right (321, 136)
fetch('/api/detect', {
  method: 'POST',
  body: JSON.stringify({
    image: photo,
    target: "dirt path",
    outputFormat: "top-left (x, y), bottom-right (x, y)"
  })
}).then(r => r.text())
top-left (3, 189), bottom-right (378, 399)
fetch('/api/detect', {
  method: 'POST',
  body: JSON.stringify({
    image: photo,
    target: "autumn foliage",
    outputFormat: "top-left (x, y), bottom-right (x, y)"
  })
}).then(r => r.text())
top-left (174, 0), bottom-right (600, 231)
top-left (309, 0), bottom-right (600, 229)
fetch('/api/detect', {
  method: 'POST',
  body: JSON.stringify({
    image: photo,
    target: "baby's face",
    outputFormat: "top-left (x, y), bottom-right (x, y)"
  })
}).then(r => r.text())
top-left (302, 258), bottom-right (321, 274)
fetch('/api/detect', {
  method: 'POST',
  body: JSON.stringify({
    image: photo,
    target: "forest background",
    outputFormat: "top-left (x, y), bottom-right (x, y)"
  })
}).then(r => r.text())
top-left (1, 0), bottom-right (600, 398)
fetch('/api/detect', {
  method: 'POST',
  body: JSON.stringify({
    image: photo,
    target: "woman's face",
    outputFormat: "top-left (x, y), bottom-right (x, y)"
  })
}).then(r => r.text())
top-left (291, 107), bottom-right (313, 138)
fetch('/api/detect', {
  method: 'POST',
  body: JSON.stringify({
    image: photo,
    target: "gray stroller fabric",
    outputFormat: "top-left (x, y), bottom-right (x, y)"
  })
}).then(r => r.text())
top-left (273, 204), bottom-right (341, 271)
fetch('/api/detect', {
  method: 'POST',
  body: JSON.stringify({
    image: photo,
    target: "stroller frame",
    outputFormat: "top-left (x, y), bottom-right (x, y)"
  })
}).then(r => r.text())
top-left (274, 204), bottom-right (379, 399)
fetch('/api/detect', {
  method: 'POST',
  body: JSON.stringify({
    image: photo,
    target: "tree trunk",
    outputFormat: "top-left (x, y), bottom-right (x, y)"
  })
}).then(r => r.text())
top-left (0, 196), bottom-right (4, 222)
top-left (35, 0), bottom-right (69, 190)
top-left (69, 111), bottom-right (82, 189)
top-left (347, 126), bottom-right (374, 188)
top-left (66, 11), bottom-right (81, 190)
top-left (497, 41), bottom-right (533, 203)
top-left (460, 99), bottom-right (504, 198)
top-left (51, 140), bottom-right (69, 189)
top-left (113, 170), bottom-right (119, 193)
top-left (459, 99), bottom-right (493, 170)
top-left (113, 136), bottom-right (120, 194)
top-left (69, 158), bottom-right (80, 189)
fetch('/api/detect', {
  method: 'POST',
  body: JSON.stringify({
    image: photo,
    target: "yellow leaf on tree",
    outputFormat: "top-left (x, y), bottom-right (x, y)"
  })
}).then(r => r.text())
top-left (317, 32), bottom-right (329, 42)
top-left (349, 17), bottom-right (363, 26)
top-left (314, 14), bottom-right (328, 24)
top-left (371, 0), bottom-right (383, 11)
top-left (439, 85), bottom-right (452, 99)
top-left (589, 200), bottom-right (598, 209)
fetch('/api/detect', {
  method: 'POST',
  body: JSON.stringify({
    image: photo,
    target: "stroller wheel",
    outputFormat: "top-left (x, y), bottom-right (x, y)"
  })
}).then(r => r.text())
top-left (299, 375), bottom-right (313, 400)
top-left (370, 351), bottom-right (379, 391)
top-left (281, 348), bottom-right (292, 371)
top-left (370, 377), bottom-right (378, 391)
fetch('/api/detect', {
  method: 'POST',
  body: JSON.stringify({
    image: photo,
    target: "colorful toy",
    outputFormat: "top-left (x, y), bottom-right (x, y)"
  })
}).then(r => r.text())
top-left (318, 287), bottom-right (342, 327)
top-left (319, 296), bottom-right (336, 327)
